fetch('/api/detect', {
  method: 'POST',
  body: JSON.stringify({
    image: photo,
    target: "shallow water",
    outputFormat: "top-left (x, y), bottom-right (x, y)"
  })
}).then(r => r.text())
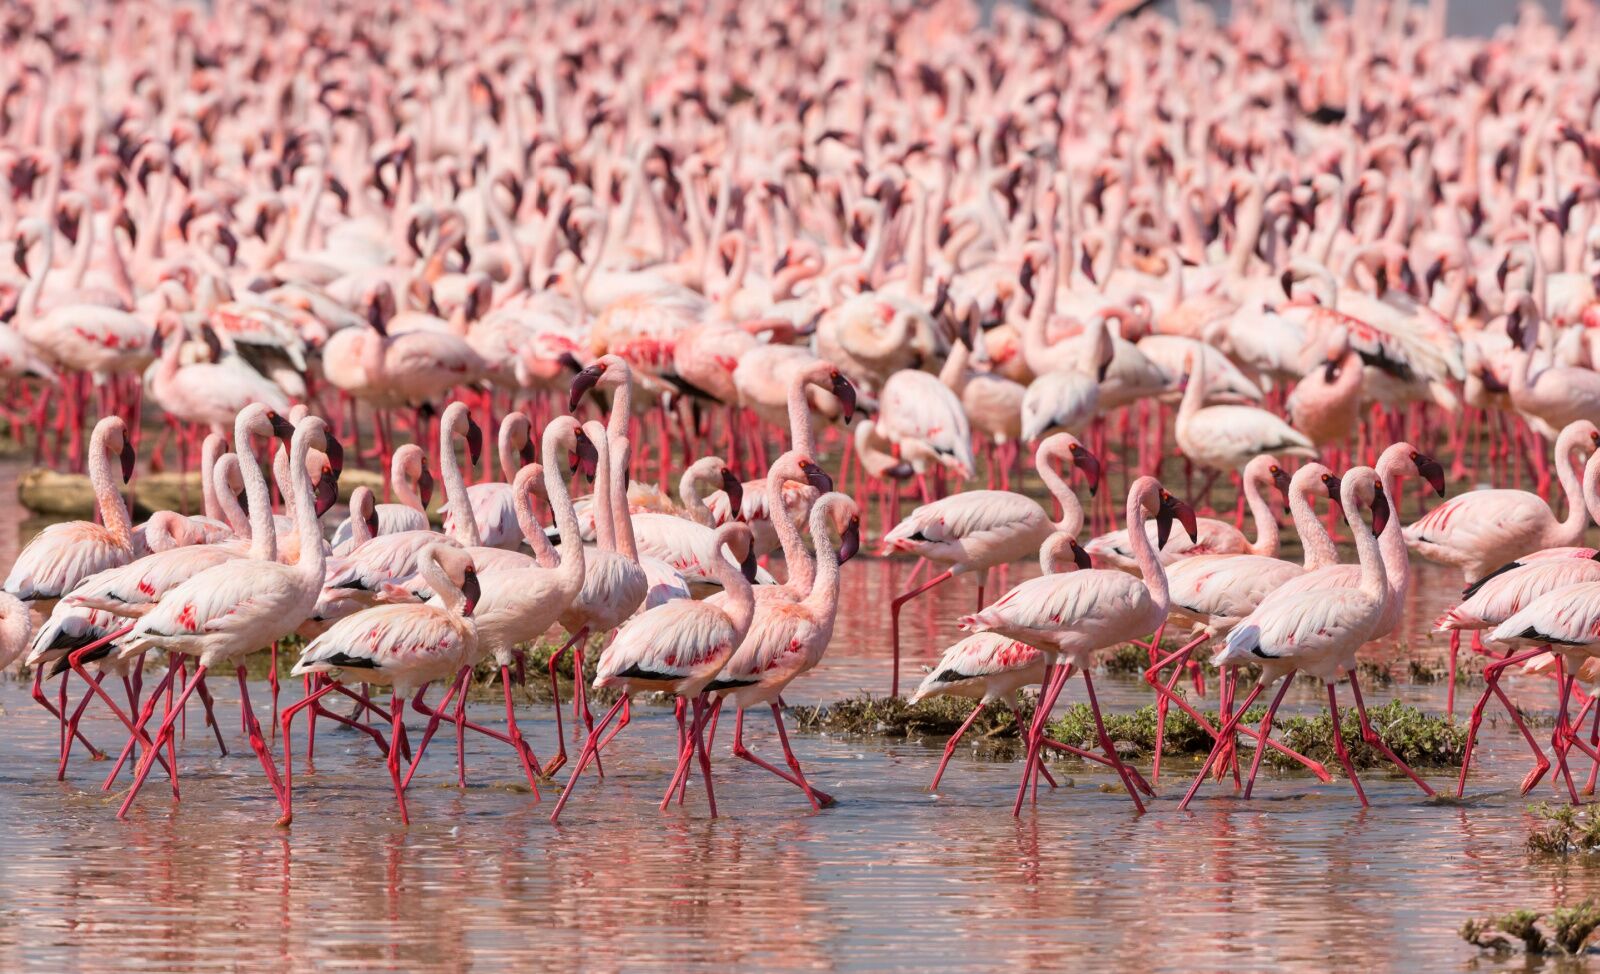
top-left (5, 458), bottom-right (1600, 972)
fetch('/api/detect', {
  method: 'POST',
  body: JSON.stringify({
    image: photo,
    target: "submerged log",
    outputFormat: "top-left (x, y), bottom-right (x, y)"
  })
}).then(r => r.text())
top-left (17, 467), bottom-right (388, 518)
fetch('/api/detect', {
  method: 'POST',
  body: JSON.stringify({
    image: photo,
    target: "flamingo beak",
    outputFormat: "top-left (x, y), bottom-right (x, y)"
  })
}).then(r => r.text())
top-left (773, 250), bottom-right (791, 274)
top-left (839, 517), bottom-right (862, 563)
top-left (831, 371), bottom-right (857, 424)
top-left (418, 466), bottom-right (435, 508)
top-left (801, 459), bottom-right (834, 493)
top-left (1070, 444), bottom-right (1101, 496)
top-left (461, 570), bottom-right (481, 616)
top-left (1155, 507), bottom-right (1173, 549)
top-left (366, 298), bottom-right (388, 336)
top-left (268, 411), bottom-right (295, 442)
top-left (314, 469), bottom-right (340, 518)
top-left (1371, 486), bottom-right (1391, 536)
top-left (1324, 474), bottom-right (1343, 509)
top-left (1071, 539), bottom-right (1092, 571)
top-left (325, 435), bottom-right (345, 478)
top-left (465, 418), bottom-right (484, 466)
top-left (520, 438), bottom-right (536, 467)
top-left (574, 432), bottom-right (600, 480)
top-left (740, 548), bottom-right (760, 584)
top-left (568, 363), bottom-right (604, 411)
top-left (721, 468), bottom-right (743, 514)
top-left (1271, 466), bottom-right (1293, 514)
top-left (119, 437), bottom-right (137, 483)
top-left (1413, 452), bottom-right (1446, 496)
top-left (365, 506), bottom-right (380, 537)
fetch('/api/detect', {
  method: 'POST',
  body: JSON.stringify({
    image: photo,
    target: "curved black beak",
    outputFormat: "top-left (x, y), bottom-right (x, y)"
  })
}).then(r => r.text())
top-left (557, 351), bottom-right (584, 374)
top-left (830, 371), bottom-right (857, 424)
top-left (1413, 452), bottom-right (1446, 496)
top-left (740, 548), bottom-right (760, 584)
top-left (464, 417), bottom-right (484, 466)
top-left (200, 324), bottom-right (224, 362)
top-left (461, 570), bottom-right (481, 616)
top-left (1157, 490), bottom-right (1197, 547)
top-left (773, 250), bottom-right (791, 274)
top-left (324, 434), bottom-right (345, 478)
top-left (1070, 444), bottom-right (1101, 496)
top-left (519, 437), bottom-right (536, 467)
top-left (800, 459), bottom-right (834, 494)
top-left (1096, 357), bottom-right (1112, 383)
top-left (721, 468), bottom-right (743, 515)
top-left (364, 505), bottom-right (380, 537)
top-left (568, 363), bottom-right (604, 412)
top-left (418, 465), bottom-right (435, 508)
top-left (1071, 539), bottom-right (1092, 571)
top-left (119, 437), bottom-right (137, 483)
top-left (1271, 465), bottom-right (1293, 514)
top-left (1323, 473), bottom-right (1343, 509)
top-left (268, 411), bottom-right (296, 442)
top-left (314, 468), bottom-right (340, 518)
top-left (573, 432), bottom-right (599, 480)
top-left (1371, 486), bottom-right (1391, 536)
top-left (839, 517), bottom-right (861, 563)
top-left (366, 298), bottom-right (388, 336)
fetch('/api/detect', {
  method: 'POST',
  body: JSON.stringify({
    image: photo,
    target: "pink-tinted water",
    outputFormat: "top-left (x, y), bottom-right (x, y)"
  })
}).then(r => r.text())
top-left (1, 460), bottom-right (1597, 973)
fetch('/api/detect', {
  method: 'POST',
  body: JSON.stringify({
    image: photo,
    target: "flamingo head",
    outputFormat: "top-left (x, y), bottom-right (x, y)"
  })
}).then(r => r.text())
top-left (1154, 489), bottom-right (1197, 549)
top-left (1269, 462), bottom-right (1292, 514)
top-left (461, 568), bottom-right (481, 616)
top-left (1409, 450), bottom-right (1446, 496)
top-left (1070, 539), bottom-right (1092, 571)
top-left (118, 430), bottom-right (136, 484)
top-left (314, 462), bottom-right (340, 518)
top-left (720, 466), bottom-right (743, 515)
top-left (568, 361), bottom-right (606, 411)
top-left (1370, 485), bottom-right (1391, 536)
top-left (798, 457), bottom-right (834, 494)
top-left (1069, 442), bottom-right (1101, 496)
top-left (265, 409), bottom-right (295, 443)
top-left (1322, 471), bottom-right (1342, 510)
top-left (829, 368), bottom-right (857, 423)
top-left (416, 460), bottom-right (436, 507)
top-left (463, 415), bottom-right (484, 467)
top-left (839, 513), bottom-right (862, 564)
top-left (572, 427), bottom-right (600, 481)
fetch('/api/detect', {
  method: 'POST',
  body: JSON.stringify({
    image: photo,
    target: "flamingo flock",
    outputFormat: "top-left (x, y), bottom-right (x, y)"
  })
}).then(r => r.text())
top-left (5, 0), bottom-right (1600, 825)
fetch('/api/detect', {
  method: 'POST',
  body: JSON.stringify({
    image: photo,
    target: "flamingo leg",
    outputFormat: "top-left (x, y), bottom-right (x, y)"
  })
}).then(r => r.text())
top-left (1455, 648), bottom-right (1552, 797)
top-left (1178, 680), bottom-right (1268, 811)
top-left (117, 664), bottom-right (209, 819)
top-left (1325, 682), bottom-right (1367, 807)
top-left (930, 702), bottom-right (987, 791)
top-left (278, 678), bottom-right (344, 825)
top-left (1080, 670), bottom-right (1145, 813)
top-left (1241, 678), bottom-right (1296, 798)
top-left (888, 569), bottom-right (954, 698)
top-left (550, 694), bottom-right (630, 823)
top-left (1347, 672), bottom-right (1434, 796)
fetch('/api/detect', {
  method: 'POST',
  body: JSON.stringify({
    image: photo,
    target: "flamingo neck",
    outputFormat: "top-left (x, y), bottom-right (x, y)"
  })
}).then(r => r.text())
top-left (1551, 427), bottom-right (1591, 546)
top-left (1242, 473), bottom-right (1278, 557)
top-left (1037, 445), bottom-right (1084, 538)
top-left (771, 467), bottom-right (813, 597)
top-left (802, 504), bottom-right (841, 620)
top-left (440, 417), bottom-right (482, 547)
top-left (200, 437), bottom-right (224, 522)
top-left (542, 432), bottom-right (587, 596)
top-left (235, 433), bottom-right (277, 563)
top-left (87, 429), bottom-right (133, 550)
top-left (1291, 483), bottom-right (1337, 571)
top-left (1347, 496), bottom-right (1388, 604)
top-left (677, 463), bottom-right (721, 528)
top-left (1373, 455), bottom-right (1411, 602)
top-left (787, 368), bottom-right (823, 455)
top-left (392, 451), bottom-right (426, 512)
top-left (417, 551), bottom-right (466, 617)
top-left (287, 436), bottom-right (325, 582)
top-left (609, 438), bottom-right (638, 561)
top-left (709, 545), bottom-right (755, 641)
top-left (586, 422), bottom-right (617, 553)
top-left (1124, 487), bottom-right (1169, 613)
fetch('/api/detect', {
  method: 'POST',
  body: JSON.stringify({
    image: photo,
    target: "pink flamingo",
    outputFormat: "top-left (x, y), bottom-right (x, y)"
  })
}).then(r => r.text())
top-left (882, 432), bottom-right (1100, 697)
top-left (112, 415), bottom-right (340, 821)
top-left (1181, 467), bottom-right (1434, 809)
top-left (961, 476), bottom-right (1195, 815)
top-left (702, 492), bottom-right (860, 809)
top-left (284, 543), bottom-right (481, 824)
top-left (551, 522), bottom-right (758, 823)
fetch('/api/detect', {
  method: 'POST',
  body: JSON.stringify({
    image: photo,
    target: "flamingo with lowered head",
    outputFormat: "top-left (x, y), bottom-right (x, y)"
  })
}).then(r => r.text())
top-left (882, 433), bottom-right (1101, 697)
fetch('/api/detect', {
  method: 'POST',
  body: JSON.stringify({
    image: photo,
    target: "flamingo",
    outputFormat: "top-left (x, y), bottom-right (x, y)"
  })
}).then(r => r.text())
top-left (330, 444), bottom-right (433, 552)
top-left (882, 433), bottom-right (1101, 696)
top-left (961, 476), bottom-right (1196, 815)
top-left (1182, 468), bottom-right (1435, 809)
top-left (285, 543), bottom-right (482, 823)
top-left (550, 522), bottom-right (759, 822)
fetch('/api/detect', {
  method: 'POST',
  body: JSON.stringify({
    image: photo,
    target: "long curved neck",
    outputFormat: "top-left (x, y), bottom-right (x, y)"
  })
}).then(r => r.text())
top-left (288, 437), bottom-right (326, 582)
top-left (1549, 432), bottom-right (1590, 546)
top-left (542, 442), bottom-right (586, 595)
top-left (1124, 489), bottom-right (1169, 612)
top-left (1348, 500), bottom-right (1387, 602)
top-left (67, 206), bottom-right (95, 287)
top-left (18, 227), bottom-right (53, 323)
top-left (677, 465), bottom-right (719, 528)
top-left (237, 437), bottom-right (277, 562)
top-left (609, 438), bottom-right (638, 560)
top-left (586, 423), bottom-right (617, 552)
top-left (604, 366), bottom-right (634, 464)
top-left (497, 418), bottom-right (527, 483)
top-left (1038, 449), bottom-right (1084, 537)
top-left (771, 468), bottom-right (813, 596)
top-left (709, 545), bottom-right (755, 640)
top-left (417, 553), bottom-right (466, 617)
top-left (1374, 459), bottom-right (1410, 598)
top-left (441, 422), bottom-right (481, 547)
top-left (1242, 475), bottom-right (1278, 557)
top-left (87, 432), bottom-right (132, 548)
top-left (1175, 355), bottom-right (1206, 430)
top-left (392, 452), bottom-right (425, 511)
top-left (200, 436), bottom-right (224, 522)
top-left (1292, 484), bottom-right (1337, 571)
top-left (802, 506), bottom-right (841, 618)
top-left (787, 372), bottom-right (819, 455)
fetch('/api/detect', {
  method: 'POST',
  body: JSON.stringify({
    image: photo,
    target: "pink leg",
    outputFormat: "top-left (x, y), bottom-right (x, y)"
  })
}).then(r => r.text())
top-left (550, 694), bottom-right (630, 824)
top-left (1242, 678), bottom-right (1295, 798)
top-left (1178, 681), bottom-right (1269, 811)
top-left (278, 678), bottom-right (344, 824)
top-left (889, 569), bottom-right (954, 698)
top-left (1080, 670), bottom-right (1145, 813)
top-left (930, 702), bottom-right (987, 791)
top-left (1456, 648), bottom-right (1552, 797)
top-left (117, 664), bottom-right (208, 819)
top-left (1347, 673), bottom-right (1434, 796)
top-left (1325, 682), bottom-right (1367, 807)
top-left (236, 666), bottom-right (289, 814)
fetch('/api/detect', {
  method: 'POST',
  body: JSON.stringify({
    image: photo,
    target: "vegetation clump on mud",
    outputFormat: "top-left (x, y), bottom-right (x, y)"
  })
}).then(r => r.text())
top-left (1462, 901), bottom-right (1600, 956)
top-left (797, 694), bottom-right (1466, 770)
top-left (1527, 804), bottom-right (1600, 857)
